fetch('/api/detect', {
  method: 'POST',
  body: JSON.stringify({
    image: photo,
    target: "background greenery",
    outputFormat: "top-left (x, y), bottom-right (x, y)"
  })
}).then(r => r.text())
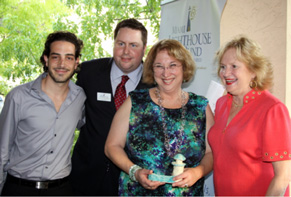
top-left (0, 0), bottom-right (161, 96)
top-left (0, 0), bottom-right (161, 149)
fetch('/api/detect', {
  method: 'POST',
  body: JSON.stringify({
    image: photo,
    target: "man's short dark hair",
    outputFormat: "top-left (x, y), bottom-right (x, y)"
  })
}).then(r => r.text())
top-left (114, 18), bottom-right (148, 46)
top-left (40, 31), bottom-right (84, 72)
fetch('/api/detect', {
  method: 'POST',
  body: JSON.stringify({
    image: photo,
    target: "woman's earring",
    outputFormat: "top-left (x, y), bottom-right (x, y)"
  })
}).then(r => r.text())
top-left (249, 80), bottom-right (257, 88)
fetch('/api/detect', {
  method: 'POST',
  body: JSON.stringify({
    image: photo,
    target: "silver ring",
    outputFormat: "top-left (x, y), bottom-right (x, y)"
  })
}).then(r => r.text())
top-left (184, 184), bottom-right (188, 187)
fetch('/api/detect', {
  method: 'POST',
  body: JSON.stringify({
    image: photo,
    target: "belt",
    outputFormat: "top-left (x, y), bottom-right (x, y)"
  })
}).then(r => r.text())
top-left (6, 174), bottom-right (69, 189)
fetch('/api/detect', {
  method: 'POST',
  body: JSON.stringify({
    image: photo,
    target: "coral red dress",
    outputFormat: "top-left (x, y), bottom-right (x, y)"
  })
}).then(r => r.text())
top-left (208, 90), bottom-right (291, 196)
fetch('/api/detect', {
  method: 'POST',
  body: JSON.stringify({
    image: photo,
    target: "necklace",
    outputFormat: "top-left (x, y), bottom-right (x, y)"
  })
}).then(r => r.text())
top-left (155, 88), bottom-right (187, 158)
top-left (232, 101), bottom-right (243, 108)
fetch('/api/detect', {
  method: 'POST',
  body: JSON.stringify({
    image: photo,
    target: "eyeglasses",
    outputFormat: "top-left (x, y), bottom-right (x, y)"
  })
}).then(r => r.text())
top-left (153, 63), bottom-right (182, 73)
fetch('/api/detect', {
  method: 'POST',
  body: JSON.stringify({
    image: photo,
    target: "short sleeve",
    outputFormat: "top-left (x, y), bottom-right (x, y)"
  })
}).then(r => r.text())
top-left (262, 102), bottom-right (291, 161)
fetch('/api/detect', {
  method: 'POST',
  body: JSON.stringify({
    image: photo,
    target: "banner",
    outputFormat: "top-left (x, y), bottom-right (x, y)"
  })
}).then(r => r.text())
top-left (159, 0), bottom-right (226, 196)
top-left (159, 0), bottom-right (226, 97)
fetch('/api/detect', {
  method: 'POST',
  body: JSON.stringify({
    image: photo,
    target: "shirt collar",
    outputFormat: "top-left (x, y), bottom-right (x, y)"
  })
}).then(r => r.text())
top-left (30, 73), bottom-right (47, 95)
top-left (227, 89), bottom-right (264, 105)
top-left (30, 72), bottom-right (81, 96)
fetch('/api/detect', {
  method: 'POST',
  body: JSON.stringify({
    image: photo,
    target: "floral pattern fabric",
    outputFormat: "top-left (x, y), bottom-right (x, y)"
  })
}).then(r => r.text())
top-left (118, 89), bottom-right (208, 196)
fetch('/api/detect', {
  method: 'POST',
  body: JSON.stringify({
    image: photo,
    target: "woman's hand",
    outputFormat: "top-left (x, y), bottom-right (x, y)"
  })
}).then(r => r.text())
top-left (170, 106), bottom-right (215, 188)
top-left (171, 167), bottom-right (202, 188)
top-left (135, 168), bottom-right (166, 190)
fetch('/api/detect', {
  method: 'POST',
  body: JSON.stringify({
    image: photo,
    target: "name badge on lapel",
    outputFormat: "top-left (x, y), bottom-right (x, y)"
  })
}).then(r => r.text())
top-left (97, 92), bottom-right (111, 102)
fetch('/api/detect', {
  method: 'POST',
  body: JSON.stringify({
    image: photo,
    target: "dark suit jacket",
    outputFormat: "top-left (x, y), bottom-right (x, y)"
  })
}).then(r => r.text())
top-left (70, 58), bottom-right (152, 196)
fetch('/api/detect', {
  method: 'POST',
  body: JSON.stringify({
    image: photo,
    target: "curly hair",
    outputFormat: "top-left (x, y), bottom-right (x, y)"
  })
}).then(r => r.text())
top-left (114, 18), bottom-right (147, 47)
top-left (143, 39), bottom-right (195, 85)
top-left (215, 35), bottom-right (273, 91)
top-left (40, 31), bottom-right (84, 72)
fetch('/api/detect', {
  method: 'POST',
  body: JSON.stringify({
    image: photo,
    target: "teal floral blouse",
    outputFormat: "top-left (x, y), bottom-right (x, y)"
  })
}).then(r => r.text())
top-left (119, 89), bottom-right (208, 196)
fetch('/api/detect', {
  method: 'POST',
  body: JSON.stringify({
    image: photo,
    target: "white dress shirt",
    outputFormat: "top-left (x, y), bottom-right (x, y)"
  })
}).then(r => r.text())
top-left (110, 61), bottom-right (143, 97)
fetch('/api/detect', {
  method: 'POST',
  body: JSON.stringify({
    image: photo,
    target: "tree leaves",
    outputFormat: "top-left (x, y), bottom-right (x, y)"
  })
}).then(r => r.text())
top-left (0, 0), bottom-right (71, 95)
top-left (0, 0), bottom-right (161, 95)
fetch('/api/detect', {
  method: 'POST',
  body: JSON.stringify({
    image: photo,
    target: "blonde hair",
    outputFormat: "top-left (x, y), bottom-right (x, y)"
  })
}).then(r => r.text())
top-left (143, 39), bottom-right (195, 85)
top-left (215, 35), bottom-right (273, 91)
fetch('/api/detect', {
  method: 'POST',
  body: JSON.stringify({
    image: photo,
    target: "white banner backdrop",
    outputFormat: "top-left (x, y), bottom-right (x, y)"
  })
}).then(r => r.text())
top-left (159, 0), bottom-right (226, 196)
top-left (160, 0), bottom-right (226, 97)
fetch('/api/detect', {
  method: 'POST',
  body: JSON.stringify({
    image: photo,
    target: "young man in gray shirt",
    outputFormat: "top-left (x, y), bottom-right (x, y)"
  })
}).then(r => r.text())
top-left (0, 31), bottom-right (86, 196)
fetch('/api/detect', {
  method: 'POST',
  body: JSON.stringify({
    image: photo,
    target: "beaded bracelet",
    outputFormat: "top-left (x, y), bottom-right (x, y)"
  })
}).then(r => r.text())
top-left (129, 164), bottom-right (142, 182)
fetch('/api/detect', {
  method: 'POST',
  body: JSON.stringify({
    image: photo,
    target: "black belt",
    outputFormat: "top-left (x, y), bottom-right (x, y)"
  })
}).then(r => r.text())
top-left (6, 174), bottom-right (69, 189)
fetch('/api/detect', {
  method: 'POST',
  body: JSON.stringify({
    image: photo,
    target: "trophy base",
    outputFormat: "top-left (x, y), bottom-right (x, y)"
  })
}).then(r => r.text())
top-left (148, 173), bottom-right (175, 183)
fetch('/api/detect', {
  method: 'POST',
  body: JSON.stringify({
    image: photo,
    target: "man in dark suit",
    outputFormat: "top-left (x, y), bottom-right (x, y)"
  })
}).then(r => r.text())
top-left (70, 18), bottom-right (152, 196)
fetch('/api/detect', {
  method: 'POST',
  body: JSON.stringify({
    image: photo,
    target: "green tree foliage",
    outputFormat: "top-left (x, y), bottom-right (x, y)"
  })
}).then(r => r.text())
top-left (0, 0), bottom-right (161, 96)
top-left (0, 0), bottom-right (73, 95)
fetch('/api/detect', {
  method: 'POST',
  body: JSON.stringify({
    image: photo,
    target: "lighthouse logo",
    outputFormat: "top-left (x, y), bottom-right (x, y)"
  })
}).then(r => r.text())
top-left (187, 6), bottom-right (197, 32)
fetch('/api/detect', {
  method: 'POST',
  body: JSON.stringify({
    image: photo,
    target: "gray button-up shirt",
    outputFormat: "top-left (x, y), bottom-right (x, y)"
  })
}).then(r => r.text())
top-left (0, 73), bottom-right (86, 192)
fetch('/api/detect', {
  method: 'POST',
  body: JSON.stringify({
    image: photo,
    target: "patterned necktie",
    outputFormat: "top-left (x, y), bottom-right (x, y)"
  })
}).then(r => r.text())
top-left (114, 75), bottom-right (129, 110)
